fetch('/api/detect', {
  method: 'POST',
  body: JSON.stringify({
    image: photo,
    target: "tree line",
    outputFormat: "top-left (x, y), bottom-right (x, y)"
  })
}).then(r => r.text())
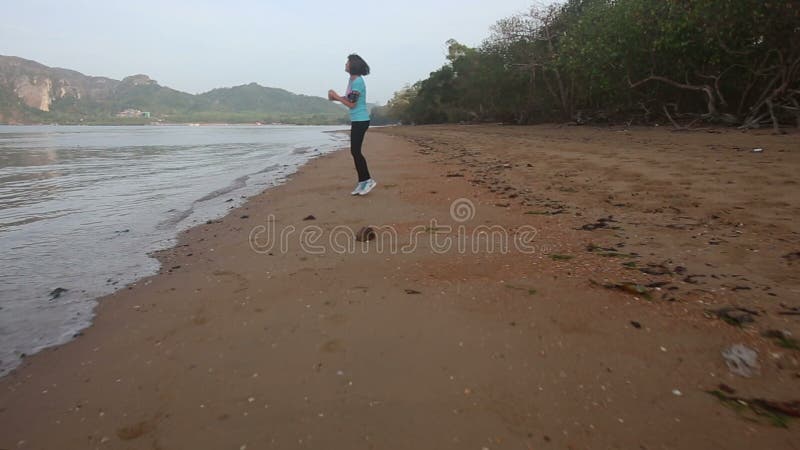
top-left (382, 0), bottom-right (799, 131)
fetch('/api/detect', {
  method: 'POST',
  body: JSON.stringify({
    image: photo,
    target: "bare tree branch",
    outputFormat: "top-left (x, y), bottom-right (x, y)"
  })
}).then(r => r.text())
top-left (662, 104), bottom-right (685, 130)
top-left (629, 75), bottom-right (718, 117)
top-left (765, 99), bottom-right (783, 134)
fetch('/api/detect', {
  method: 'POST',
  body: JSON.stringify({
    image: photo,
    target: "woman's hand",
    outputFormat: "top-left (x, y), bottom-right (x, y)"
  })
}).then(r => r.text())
top-left (328, 89), bottom-right (354, 108)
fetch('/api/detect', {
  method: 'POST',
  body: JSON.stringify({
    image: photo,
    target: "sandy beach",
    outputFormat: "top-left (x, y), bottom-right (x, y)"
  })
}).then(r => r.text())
top-left (1, 124), bottom-right (798, 449)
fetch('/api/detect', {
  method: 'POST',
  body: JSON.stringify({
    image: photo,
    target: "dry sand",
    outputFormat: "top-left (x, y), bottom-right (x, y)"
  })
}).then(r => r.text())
top-left (1, 124), bottom-right (798, 449)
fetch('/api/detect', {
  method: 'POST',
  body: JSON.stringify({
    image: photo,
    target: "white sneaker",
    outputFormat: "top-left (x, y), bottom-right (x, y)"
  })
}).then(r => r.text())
top-left (358, 179), bottom-right (377, 195)
top-left (351, 181), bottom-right (366, 195)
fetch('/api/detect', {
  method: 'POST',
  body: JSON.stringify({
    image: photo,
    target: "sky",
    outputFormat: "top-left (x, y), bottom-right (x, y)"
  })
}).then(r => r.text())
top-left (0, 0), bottom-right (542, 104)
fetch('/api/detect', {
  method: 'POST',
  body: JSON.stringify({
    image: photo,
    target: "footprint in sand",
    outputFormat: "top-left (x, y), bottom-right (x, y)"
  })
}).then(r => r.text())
top-left (320, 339), bottom-right (345, 353)
top-left (192, 315), bottom-right (209, 326)
top-left (323, 313), bottom-right (349, 326)
top-left (116, 418), bottom-right (156, 441)
top-left (211, 270), bottom-right (249, 294)
top-left (191, 307), bottom-right (209, 326)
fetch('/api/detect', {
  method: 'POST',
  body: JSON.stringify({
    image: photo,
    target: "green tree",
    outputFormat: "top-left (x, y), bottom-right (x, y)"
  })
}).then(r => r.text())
top-left (388, 0), bottom-right (799, 128)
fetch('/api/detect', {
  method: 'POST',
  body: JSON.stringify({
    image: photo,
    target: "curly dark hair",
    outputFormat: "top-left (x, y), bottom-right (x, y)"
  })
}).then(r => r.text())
top-left (347, 54), bottom-right (370, 76)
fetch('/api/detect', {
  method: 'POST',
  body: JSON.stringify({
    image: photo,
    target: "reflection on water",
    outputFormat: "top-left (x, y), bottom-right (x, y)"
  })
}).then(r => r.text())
top-left (0, 124), bottom-right (347, 377)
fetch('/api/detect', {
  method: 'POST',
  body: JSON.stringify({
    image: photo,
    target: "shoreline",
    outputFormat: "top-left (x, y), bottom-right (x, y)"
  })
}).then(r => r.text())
top-left (0, 126), bottom-right (348, 378)
top-left (1, 125), bottom-right (798, 449)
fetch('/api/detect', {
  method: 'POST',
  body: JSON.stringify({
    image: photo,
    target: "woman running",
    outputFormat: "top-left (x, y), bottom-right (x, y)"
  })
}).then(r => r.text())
top-left (328, 54), bottom-right (376, 196)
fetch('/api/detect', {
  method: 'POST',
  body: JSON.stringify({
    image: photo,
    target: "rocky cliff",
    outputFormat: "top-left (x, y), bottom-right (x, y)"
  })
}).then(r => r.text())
top-left (0, 55), bottom-right (347, 124)
top-left (0, 56), bottom-right (119, 116)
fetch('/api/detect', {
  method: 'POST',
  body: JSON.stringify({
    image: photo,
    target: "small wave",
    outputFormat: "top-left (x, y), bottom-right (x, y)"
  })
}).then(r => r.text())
top-left (156, 162), bottom-right (285, 230)
top-left (196, 174), bottom-right (249, 202)
top-left (0, 215), bottom-right (50, 229)
top-left (0, 209), bottom-right (76, 231)
top-left (157, 207), bottom-right (194, 230)
top-left (255, 164), bottom-right (281, 174)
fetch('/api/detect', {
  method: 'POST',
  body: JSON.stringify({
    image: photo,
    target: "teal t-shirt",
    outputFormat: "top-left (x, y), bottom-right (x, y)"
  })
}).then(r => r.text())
top-left (347, 76), bottom-right (370, 122)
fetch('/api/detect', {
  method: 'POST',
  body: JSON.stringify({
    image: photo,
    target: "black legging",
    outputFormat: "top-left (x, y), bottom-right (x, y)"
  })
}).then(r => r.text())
top-left (350, 120), bottom-right (371, 182)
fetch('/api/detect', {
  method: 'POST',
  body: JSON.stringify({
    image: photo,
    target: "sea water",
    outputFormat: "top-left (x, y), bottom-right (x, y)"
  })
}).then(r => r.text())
top-left (0, 124), bottom-right (347, 376)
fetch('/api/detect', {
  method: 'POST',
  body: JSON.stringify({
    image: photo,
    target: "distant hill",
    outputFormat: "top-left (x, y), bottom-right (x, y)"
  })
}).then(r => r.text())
top-left (0, 55), bottom-right (348, 124)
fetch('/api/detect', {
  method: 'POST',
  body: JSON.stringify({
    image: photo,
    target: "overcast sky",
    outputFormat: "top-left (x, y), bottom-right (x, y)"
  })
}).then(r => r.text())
top-left (0, 0), bottom-right (543, 104)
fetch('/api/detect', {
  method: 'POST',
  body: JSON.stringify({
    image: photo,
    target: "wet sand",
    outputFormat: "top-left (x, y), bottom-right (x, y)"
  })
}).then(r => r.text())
top-left (1, 124), bottom-right (798, 449)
